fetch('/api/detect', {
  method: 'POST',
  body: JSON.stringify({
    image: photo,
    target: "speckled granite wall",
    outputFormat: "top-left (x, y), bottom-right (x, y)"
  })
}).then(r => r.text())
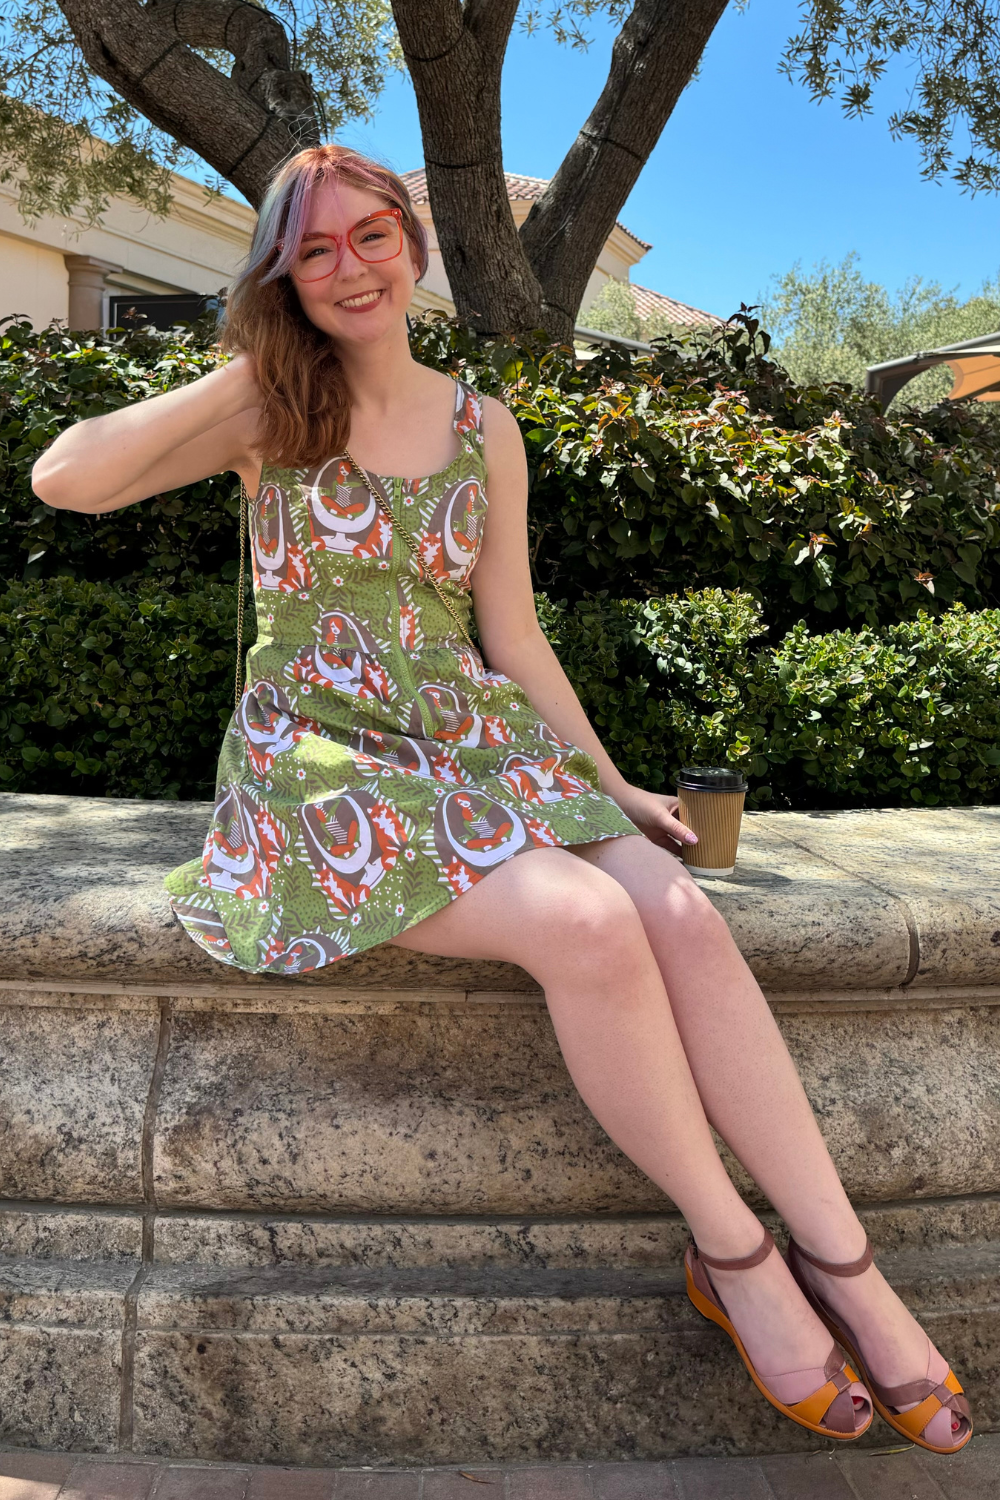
top-left (0, 794), bottom-right (997, 1463)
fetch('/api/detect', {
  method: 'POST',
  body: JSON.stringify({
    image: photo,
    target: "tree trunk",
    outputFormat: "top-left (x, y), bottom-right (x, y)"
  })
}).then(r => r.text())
top-left (396, 0), bottom-right (728, 339)
top-left (57, 0), bottom-right (321, 208)
top-left (392, 0), bottom-right (545, 334)
top-left (520, 0), bottom-right (729, 336)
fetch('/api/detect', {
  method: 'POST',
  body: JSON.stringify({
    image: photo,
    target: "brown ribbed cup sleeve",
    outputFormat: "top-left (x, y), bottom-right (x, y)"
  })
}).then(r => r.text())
top-left (678, 789), bottom-right (746, 871)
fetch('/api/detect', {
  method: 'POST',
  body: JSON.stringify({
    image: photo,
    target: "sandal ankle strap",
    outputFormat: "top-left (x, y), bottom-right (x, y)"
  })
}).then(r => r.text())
top-left (695, 1227), bottom-right (775, 1271)
top-left (789, 1235), bottom-right (873, 1277)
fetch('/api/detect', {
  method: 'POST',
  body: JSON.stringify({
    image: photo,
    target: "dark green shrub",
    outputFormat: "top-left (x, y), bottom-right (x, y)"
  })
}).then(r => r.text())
top-left (0, 577), bottom-right (255, 798)
top-left (412, 315), bottom-right (1000, 633)
top-left (538, 592), bottom-right (1000, 809)
top-left (5, 315), bottom-right (1000, 635)
top-left (0, 316), bottom-right (238, 589)
top-left (3, 575), bottom-right (996, 810)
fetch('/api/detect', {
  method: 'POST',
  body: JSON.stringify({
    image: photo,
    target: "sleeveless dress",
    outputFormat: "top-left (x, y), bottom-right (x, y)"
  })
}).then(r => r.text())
top-left (164, 379), bottom-right (639, 975)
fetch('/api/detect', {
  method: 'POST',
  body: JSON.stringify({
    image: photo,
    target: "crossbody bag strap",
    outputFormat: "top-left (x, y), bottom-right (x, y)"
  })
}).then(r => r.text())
top-left (343, 448), bottom-right (478, 655)
top-left (235, 477), bottom-right (249, 708)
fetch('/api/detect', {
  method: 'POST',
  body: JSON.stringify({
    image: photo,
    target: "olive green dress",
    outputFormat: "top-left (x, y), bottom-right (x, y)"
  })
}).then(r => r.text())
top-left (164, 379), bottom-right (638, 974)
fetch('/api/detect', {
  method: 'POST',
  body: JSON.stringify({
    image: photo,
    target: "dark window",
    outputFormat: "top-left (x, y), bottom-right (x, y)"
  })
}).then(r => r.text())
top-left (108, 291), bottom-right (222, 331)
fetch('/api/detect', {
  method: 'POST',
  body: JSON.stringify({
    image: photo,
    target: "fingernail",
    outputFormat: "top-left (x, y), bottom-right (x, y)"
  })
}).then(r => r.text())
top-left (685, 833), bottom-right (698, 843)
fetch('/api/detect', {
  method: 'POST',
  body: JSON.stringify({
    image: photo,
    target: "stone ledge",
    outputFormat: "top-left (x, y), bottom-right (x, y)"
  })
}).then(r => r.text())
top-left (3, 794), bottom-right (999, 995)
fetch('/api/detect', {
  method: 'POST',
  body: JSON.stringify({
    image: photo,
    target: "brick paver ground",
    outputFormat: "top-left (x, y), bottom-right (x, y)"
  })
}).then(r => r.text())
top-left (0, 1436), bottom-right (995, 1500)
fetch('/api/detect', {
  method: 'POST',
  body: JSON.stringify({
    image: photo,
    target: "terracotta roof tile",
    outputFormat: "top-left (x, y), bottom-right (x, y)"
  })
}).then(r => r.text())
top-left (628, 281), bottom-right (726, 329)
top-left (399, 168), bottom-right (652, 251)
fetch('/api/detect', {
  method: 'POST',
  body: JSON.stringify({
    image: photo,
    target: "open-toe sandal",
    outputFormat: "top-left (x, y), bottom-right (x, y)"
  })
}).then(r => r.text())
top-left (684, 1227), bottom-right (872, 1440)
top-left (787, 1236), bottom-right (973, 1455)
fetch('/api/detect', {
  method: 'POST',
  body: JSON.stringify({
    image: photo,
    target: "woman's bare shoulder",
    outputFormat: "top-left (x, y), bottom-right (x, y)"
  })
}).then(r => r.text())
top-left (480, 393), bottom-right (522, 444)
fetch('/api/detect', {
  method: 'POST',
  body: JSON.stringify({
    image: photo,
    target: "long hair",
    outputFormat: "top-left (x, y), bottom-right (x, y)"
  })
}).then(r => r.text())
top-left (221, 145), bottom-right (429, 469)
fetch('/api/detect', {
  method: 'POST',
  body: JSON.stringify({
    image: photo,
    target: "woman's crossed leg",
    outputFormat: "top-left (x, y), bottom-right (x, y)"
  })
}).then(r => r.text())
top-left (391, 836), bottom-right (965, 1449)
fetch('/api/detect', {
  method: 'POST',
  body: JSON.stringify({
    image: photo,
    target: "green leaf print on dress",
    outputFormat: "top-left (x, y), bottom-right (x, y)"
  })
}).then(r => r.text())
top-left (164, 378), bottom-right (639, 975)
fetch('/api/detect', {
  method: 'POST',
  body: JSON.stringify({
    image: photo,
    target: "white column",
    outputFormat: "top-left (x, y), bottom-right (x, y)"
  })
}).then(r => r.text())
top-left (63, 254), bottom-right (123, 330)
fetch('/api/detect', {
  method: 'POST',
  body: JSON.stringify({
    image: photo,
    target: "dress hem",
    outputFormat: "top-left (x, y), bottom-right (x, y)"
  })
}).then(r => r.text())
top-left (166, 821), bottom-right (640, 977)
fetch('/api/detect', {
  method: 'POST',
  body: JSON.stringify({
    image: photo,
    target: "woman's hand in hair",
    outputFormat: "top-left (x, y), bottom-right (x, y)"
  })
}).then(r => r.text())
top-left (31, 349), bottom-right (263, 515)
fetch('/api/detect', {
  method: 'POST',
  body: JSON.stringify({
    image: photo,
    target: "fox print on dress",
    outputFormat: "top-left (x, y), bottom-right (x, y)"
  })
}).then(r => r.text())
top-left (254, 482), bottom-right (312, 592)
top-left (305, 457), bottom-right (393, 560)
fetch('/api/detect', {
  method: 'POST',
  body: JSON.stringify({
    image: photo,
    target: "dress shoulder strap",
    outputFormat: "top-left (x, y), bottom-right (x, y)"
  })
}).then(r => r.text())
top-left (452, 378), bottom-right (484, 451)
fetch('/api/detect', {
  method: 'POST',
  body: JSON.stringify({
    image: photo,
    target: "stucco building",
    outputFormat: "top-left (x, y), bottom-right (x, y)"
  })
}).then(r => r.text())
top-left (0, 162), bottom-right (720, 332)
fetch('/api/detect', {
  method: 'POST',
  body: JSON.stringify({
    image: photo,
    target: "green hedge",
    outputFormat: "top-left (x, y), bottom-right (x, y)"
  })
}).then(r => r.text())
top-left (0, 316), bottom-right (238, 590)
top-left (540, 591), bottom-right (1000, 808)
top-left (0, 578), bottom-right (255, 799)
top-left (4, 314), bottom-right (999, 633)
top-left (416, 316), bottom-right (1000, 634)
top-left (3, 576), bottom-right (996, 809)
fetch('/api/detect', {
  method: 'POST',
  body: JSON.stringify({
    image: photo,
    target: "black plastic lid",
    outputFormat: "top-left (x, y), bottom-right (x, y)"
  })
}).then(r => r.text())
top-left (676, 765), bottom-right (748, 793)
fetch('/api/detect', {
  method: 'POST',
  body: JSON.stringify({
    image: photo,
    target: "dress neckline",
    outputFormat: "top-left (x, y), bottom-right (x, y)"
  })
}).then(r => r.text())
top-left (362, 377), bottom-right (480, 487)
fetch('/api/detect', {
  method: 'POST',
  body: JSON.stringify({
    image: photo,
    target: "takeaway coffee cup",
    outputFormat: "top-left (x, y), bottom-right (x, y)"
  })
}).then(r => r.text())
top-left (675, 766), bottom-right (748, 877)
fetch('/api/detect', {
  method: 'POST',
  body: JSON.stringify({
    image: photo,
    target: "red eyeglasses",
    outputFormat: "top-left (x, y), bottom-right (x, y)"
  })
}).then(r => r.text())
top-left (282, 207), bottom-right (405, 283)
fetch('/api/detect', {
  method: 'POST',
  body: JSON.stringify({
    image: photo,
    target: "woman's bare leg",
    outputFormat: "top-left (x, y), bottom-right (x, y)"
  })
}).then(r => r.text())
top-left (390, 843), bottom-right (858, 1394)
top-left (572, 834), bottom-right (965, 1445)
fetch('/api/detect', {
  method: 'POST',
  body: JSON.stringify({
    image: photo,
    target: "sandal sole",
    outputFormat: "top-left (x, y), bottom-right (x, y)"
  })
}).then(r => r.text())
top-left (787, 1253), bottom-right (973, 1456)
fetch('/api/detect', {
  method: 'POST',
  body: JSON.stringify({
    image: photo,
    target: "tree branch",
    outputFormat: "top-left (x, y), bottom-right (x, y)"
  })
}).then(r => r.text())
top-left (519, 0), bottom-right (729, 333)
top-left (56, 0), bottom-right (320, 206)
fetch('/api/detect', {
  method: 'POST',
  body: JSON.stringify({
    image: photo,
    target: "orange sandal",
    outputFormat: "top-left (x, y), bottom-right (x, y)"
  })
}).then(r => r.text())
top-left (685, 1228), bottom-right (872, 1439)
top-left (787, 1236), bottom-right (973, 1455)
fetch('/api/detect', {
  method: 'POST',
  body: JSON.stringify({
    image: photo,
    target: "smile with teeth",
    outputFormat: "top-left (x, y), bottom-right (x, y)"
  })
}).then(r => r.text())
top-left (337, 289), bottom-right (384, 309)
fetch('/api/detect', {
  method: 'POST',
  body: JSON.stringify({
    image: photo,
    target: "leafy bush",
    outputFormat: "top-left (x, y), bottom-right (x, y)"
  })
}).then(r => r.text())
top-left (0, 577), bottom-right (254, 798)
top-left (2, 576), bottom-right (996, 810)
top-left (539, 592), bottom-right (1000, 809)
top-left (0, 315), bottom-right (237, 589)
top-left (4, 314), bottom-right (999, 636)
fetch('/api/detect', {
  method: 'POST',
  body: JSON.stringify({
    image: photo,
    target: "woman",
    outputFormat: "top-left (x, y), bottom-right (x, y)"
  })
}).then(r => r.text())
top-left (31, 145), bottom-right (971, 1454)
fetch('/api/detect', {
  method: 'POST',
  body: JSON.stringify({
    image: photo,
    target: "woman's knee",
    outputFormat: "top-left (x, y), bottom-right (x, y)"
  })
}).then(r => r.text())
top-left (611, 842), bottom-right (732, 949)
top-left (525, 865), bottom-right (652, 983)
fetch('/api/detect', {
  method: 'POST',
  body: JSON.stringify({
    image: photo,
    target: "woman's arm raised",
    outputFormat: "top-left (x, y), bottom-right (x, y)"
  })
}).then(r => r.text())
top-left (472, 396), bottom-right (697, 856)
top-left (31, 351), bottom-right (263, 514)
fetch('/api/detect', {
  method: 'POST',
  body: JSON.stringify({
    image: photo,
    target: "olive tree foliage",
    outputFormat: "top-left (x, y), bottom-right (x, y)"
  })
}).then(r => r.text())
top-left (4, 2), bottom-right (1000, 337)
top-left (0, 0), bottom-right (400, 221)
top-left (581, 277), bottom-right (708, 344)
top-left (784, 1), bottom-right (1000, 192)
top-left (759, 252), bottom-right (1000, 406)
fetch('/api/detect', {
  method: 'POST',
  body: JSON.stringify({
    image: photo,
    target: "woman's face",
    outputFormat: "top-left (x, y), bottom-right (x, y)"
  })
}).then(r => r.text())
top-left (289, 179), bottom-right (420, 345)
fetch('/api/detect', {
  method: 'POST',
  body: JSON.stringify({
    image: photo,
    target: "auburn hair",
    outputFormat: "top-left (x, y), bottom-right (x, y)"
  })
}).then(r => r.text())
top-left (220, 145), bottom-right (429, 469)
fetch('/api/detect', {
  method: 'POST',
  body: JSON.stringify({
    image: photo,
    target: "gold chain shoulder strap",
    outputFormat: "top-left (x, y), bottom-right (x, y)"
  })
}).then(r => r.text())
top-left (234, 478), bottom-right (248, 708)
top-left (343, 448), bottom-right (478, 655)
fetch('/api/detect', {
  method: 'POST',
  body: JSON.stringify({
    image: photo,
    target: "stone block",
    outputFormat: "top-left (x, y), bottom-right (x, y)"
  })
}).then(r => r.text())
top-left (684, 816), bottom-right (912, 991)
top-left (0, 1258), bottom-right (130, 1454)
top-left (10, 795), bottom-right (999, 997)
top-left (151, 1212), bottom-right (691, 1271)
top-left (769, 807), bottom-right (1000, 989)
top-left (0, 1006), bottom-right (156, 1205)
top-left (0, 1206), bottom-right (143, 1263)
top-left (152, 1008), bottom-right (666, 1216)
top-left (149, 1000), bottom-right (1000, 1217)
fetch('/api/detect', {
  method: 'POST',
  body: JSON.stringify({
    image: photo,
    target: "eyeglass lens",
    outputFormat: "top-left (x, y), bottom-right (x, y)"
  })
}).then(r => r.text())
top-left (294, 214), bottom-right (402, 281)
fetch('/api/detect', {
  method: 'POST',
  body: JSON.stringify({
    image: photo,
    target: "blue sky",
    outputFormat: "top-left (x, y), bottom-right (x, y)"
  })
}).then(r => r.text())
top-left (328, 3), bottom-right (1000, 320)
